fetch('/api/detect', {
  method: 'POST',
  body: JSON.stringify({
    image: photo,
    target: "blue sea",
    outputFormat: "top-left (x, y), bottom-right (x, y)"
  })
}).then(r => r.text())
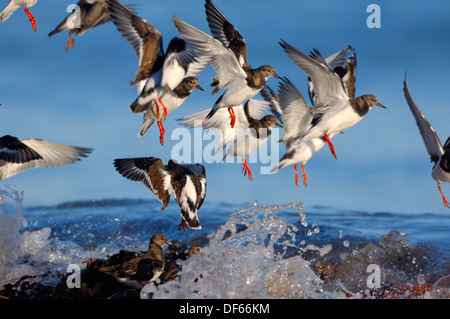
top-left (1, 186), bottom-right (449, 299)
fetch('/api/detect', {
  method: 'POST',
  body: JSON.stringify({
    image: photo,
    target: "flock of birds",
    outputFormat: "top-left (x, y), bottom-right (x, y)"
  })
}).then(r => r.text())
top-left (1, 0), bottom-right (449, 235)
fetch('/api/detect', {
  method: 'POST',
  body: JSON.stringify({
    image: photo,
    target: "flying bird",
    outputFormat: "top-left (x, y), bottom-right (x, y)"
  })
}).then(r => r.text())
top-left (173, 0), bottom-right (280, 128)
top-left (180, 98), bottom-right (281, 180)
top-left (0, 135), bottom-right (92, 182)
top-left (49, 0), bottom-right (112, 52)
top-left (0, 0), bottom-right (38, 31)
top-left (114, 157), bottom-right (207, 232)
top-left (280, 40), bottom-right (385, 160)
top-left (404, 75), bottom-right (450, 208)
top-left (261, 48), bottom-right (356, 186)
top-left (108, 0), bottom-right (208, 144)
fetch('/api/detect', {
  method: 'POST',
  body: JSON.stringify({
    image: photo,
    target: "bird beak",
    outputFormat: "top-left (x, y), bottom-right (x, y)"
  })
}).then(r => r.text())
top-left (197, 84), bottom-right (204, 91)
top-left (274, 72), bottom-right (281, 79)
top-left (376, 102), bottom-right (386, 108)
top-left (275, 122), bottom-right (283, 128)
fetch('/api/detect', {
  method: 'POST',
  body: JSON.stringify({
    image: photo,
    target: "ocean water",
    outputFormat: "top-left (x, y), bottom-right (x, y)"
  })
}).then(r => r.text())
top-left (1, 186), bottom-right (450, 299)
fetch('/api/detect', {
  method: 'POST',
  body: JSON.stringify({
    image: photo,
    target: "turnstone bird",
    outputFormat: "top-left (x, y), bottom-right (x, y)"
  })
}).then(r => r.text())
top-left (403, 75), bottom-right (450, 208)
top-left (137, 75), bottom-right (205, 143)
top-left (49, 0), bottom-right (111, 52)
top-left (108, 0), bottom-right (208, 145)
top-left (173, 4), bottom-right (280, 128)
top-left (99, 234), bottom-right (172, 288)
top-left (179, 98), bottom-right (280, 180)
top-left (0, 0), bottom-right (37, 31)
top-left (261, 79), bottom-right (322, 187)
top-left (0, 135), bottom-right (92, 182)
top-left (261, 48), bottom-right (355, 186)
top-left (280, 40), bottom-right (385, 159)
top-left (113, 157), bottom-right (206, 231)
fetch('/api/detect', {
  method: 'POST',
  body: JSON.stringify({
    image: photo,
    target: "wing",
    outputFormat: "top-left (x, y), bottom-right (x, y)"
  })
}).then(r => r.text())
top-left (403, 75), bottom-right (444, 163)
top-left (204, 0), bottom-right (250, 70)
top-left (173, 16), bottom-right (247, 95)
top-left (0, 135), bottom-right (42, 163)
top-left (341, 46), bottom-right (357, 99)
top-left (113, 157), bottom-right (171, 209)
top-left (0, 138), bottom-right (92, 181)
top-left (160, 37), bottom-right (197, 91)
top-left (308, 46), bottom-right (352, 105)
top-left (77, 0), bottom-right (111, 34)
top-left (260, 85), bottom-right (283, 122)
top-left (108, 0), bottom-right (163, 85)
top-left (280, 40), bottom-right (348, 114)
top-left (277, 77), bottom-right (313, 146)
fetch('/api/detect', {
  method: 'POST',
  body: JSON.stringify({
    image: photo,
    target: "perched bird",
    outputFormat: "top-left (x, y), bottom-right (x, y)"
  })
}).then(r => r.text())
top-left (261, 48), bottom-right (355, 186)
top-left (179, 98), bottom-right (280, 180)
top-left (108, 0), bottom-right (208, 144)
top-left (280, 40), bottom-right (385, 159)
top-left (403, 75), bottom-right (450, 208)
top-left (173, 3), bottom-right (280, 128)
top-left (114, 157), bottom-right (207, 231)
top-left (49, 0), bottom-right (111, 52)
top-left (99, 234), bottom-right (172, 288)
top-left (0, 0), bottom-right (37, 31)
top-left (0, 135), bottom-right (92, 182)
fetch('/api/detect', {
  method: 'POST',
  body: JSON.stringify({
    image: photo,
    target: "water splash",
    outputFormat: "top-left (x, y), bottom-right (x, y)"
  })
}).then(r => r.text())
top-left (141, 201), bottom-right (342, 299)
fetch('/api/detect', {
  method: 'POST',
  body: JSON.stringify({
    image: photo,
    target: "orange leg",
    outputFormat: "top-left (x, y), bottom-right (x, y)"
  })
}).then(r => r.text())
top-left (24, 7), bottom-right (36, 31)
top-left (242, 157), bottom-right (253, 181)
top-left (178, 219), bottom-right (188, 232)
top-left (158, 97), bottom-right (168, 119)
top-left (228, 106), bottom-right (236, 128)
top-left (301, 163), bottom-right (308, 187)
top-left (157, 120), bottom-right (165, 145)
top-left (438, 185), bottom-right (450, 208)
top-left (64, 33), bottom-right (75, 52)
top-left (323, 134), bottom-right (337, 159)
top-left (294, 164), bottom-right (299, 187)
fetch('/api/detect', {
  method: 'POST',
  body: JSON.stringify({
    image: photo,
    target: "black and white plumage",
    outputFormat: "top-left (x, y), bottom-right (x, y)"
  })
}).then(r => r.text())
top-left (261, 79), bottom-right (324, 187)
top-left (49, 0), bottom-right (112, 52)
top-left (403, 75), bottom-right (450, 208)
top-left (0, 135), bottom-right (92, 182)
top-left (0, 0), bottom-right (38, 31)
top-left (113, 157), bottom-right (207, 231)
top-left (173, 2), bottom-right (280, 127)
top-left (280, 40), bottom-right (385, 160)
top-left (179, 98), bottom-right (281, 180)
top-left (260, 47), bottom-right (356, 186)
top-left (108, 0), bottom-right (208, 144)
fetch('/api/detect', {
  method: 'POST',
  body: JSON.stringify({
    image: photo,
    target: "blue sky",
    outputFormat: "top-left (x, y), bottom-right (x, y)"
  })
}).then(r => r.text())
top-left (0, 0), bottom-right (449, 214)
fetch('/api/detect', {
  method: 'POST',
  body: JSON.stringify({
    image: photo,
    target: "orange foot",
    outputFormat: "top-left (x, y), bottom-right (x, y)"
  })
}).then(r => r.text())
top-left (242, 157), bottom-right (253, 181)
top-left (227, 106), bottom-right (236, 128)
top-left (323, 133), bottom-right (337, 159)
top-left (294, 164), bottom-right (299, 187)
top-left (438, 185), bottom-right (450, 208)
top-left (178, 219), bottom-right (188, 232)
top-left (65, 33), bottom-right (75, 52)
top-left (157, 119), bottom-right (165, 145)
top-left (301, 163), bottom-right (308, 187)
top-left (294, 164), bottom-right (308, 187)
top-left (24, 7), bottom-right (36, 31)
